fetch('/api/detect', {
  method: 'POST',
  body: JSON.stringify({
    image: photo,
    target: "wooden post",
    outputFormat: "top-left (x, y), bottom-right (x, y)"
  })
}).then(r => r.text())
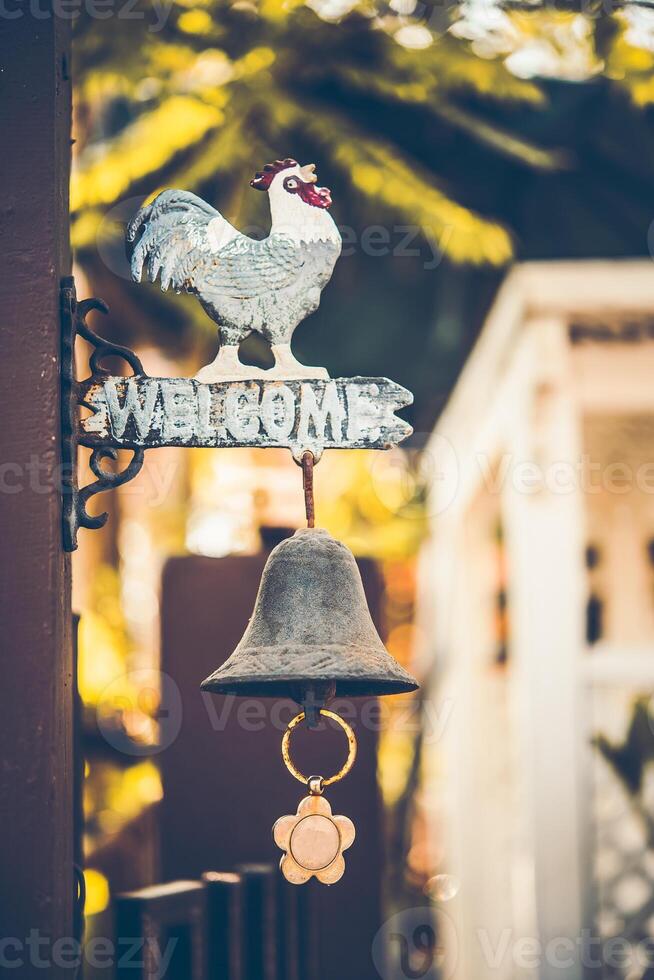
top-left (278, 877), bottom-right (320, 980)
top-left (0, 8), bottom-right (73, 976)
top-left (202, 872), bottom-right (244, 980)
top-left (114, 881), bottom-right (207, 979)
top-left (236, 865), bottom-right (278, 980)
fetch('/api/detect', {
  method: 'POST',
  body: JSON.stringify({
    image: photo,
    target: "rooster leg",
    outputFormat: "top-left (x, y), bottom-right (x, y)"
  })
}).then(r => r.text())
top-left (270, 344), bottom-right (329, 380)
top-left (195, 345), bottom-right (267, 383)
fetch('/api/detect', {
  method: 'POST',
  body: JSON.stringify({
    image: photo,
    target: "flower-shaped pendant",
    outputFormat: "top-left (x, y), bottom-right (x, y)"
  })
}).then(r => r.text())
top-left (273, 793), bottom-right (356, 885)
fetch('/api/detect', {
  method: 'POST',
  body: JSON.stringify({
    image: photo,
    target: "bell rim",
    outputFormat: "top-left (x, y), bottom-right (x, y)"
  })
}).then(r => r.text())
top-left (200, 673), bottom-right (419, 697)
top-left (201, 641), bottom-right (419, 697)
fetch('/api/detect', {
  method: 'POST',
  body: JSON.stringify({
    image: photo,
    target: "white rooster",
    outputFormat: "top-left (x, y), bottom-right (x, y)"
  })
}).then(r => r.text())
top-left (127, 158), bottom-right (342, 382)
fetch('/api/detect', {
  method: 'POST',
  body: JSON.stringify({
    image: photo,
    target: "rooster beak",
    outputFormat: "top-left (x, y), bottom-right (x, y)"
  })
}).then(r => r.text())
top-left (299, 163), bottom-right (318, 184)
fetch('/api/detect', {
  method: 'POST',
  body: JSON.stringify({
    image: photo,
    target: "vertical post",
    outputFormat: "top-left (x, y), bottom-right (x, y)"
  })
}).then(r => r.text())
top-left (202, 872), bottom-right (244, 980)
top-left (236, 865), bottom-right (278, 980)
top-left (504, 320), bottom-right (585, 980)
top-left (0, 6), bottom-right (73, 976)
top-left (114, 882), bottom-right (207, 979)
top-left (278, 877), bottom-right (319, 980)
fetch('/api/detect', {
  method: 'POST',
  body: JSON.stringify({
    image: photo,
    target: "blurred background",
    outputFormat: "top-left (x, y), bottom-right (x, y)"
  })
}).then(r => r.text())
top-left (70, 2), bottom-right (654, 977)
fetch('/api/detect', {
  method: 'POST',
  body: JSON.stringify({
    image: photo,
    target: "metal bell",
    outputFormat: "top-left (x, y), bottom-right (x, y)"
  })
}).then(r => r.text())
top-left (201, 527), bottom-right (418, 700)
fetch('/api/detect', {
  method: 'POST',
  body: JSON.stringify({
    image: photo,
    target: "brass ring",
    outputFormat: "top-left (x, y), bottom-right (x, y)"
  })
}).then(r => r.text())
top-left (282, 709), bottom-right (357, 787)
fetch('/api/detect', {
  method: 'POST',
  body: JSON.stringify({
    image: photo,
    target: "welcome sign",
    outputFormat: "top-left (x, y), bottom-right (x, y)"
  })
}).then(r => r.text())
top-left (78, 376), bottom-right (413, 462)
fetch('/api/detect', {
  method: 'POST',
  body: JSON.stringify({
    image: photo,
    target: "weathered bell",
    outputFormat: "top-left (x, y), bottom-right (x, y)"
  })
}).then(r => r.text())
top-left (201, 527), bottom-right (418, 700)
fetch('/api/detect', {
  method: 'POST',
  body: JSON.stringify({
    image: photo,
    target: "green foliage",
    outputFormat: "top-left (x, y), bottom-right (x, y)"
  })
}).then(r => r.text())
top-left (71, 0), bottom-right (654, 370)
top-left (72, 0), bottom-right (563, 266)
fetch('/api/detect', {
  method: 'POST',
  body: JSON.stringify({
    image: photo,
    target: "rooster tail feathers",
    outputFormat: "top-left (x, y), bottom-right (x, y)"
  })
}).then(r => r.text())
top-left (126, 201), bottom-right (151, 247)
top-left (126, 189), bottom-right (223, 290)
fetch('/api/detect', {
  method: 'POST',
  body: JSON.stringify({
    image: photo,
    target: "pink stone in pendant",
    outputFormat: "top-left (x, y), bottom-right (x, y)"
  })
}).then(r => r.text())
top-left (290, 814), bottom-right (341, 871)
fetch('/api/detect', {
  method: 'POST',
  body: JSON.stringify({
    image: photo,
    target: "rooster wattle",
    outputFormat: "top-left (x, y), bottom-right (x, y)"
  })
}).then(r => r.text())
top-left (127, 158), bottom-right (342, 382)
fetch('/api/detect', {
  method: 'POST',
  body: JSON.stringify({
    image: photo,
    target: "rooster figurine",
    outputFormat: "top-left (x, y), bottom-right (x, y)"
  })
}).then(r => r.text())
top-left (127, 158), bottom-right (342, 382)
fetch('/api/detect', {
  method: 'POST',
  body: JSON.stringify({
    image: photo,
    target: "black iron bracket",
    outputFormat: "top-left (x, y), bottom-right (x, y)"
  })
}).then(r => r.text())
top-left (61, 276), bottom-right (146, 552)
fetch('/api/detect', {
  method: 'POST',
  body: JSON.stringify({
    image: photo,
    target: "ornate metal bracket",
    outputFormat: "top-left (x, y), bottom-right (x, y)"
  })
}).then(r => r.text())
top-left (61, 276), bottom-right (413, 552)
top-left (61, 277), bottom-right (146, 552)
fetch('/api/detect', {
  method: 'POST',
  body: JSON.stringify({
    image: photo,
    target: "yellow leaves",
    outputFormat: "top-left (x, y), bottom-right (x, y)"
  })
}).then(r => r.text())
top-left (172, 113), bottom-right (253, 187)
top-left (73, 0), bottom-right (651, 270)
top-left (174, 0), bottom-right (213, 8)
top-left (72, 96), bottom-right (223, 212)
top-left (432, 101), bottom-right (568, 170)
top-left (71, 209), bottom-right (104, 250)
top-left (510, 8), bottom-right (581, 38)
top-left (394, 82), bottom-right (429, 102)
top-left (78, 610), bottom-right (128, 705)
top-left (258, 0), bottom-right (305, 21)
top-left (606, 18), bottom-right (654, 105)
top-left (338, 65), bottom-right (563, 169)
top-left (233, 45), bottom-right (277, 77)
top-left (381, 26), bottom-right (545, 103)
top-left (427, 34), bottom-right (546, 103)
top-left (79, 71), bottom-right (132, 103)
top-left (119, 761), bottom-right (163, 812)
top-left (352, 162), bottom-right (384, 193)
top-left (378, 722), bottom-right (416, 805)
top-left (333, 135), bottom-right (513, 265)
top-left (147, 41), bottom-right (199, 73)
top-left (621, 43), bottom-right (654, 72)
top-left (84, 760), bottom-right (163, 845)
top-left (339, 66), bottom-right (429, 104)
top-left (179, 49), bottom-right (235, 93)
top-left (504, 12), bottom-right (603, 82)
top-left (263, 93), bottom-right (512, 264)
top-left (315, 450), bottom-right (428, 560)
top-left (83, 870), bottom-right (110, 917)
top-left (77, 562), bottom-right (131, 707)
top-left (629, 76), bottom-right (654, 106)
top-left (177, 8), bottom-right (214, 33)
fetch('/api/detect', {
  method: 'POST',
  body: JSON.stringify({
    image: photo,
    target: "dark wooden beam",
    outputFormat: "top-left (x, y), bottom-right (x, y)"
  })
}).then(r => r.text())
top-left (114, 881), bottom-right (207, 979)
top-left (236, 865), bottom-right (278, 980)
top-left (0, 7), bottom-right (73, 975)
top-left (202, 872), bottom-right (244, 980)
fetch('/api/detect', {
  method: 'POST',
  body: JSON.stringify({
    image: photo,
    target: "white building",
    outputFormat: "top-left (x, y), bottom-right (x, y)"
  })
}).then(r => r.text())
top-left (418, 260), bottom-right (654, 980)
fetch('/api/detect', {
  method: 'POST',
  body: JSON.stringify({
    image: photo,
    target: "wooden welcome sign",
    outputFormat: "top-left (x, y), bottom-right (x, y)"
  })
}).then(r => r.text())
top-left (79, 376), bottom-right (412, 462)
